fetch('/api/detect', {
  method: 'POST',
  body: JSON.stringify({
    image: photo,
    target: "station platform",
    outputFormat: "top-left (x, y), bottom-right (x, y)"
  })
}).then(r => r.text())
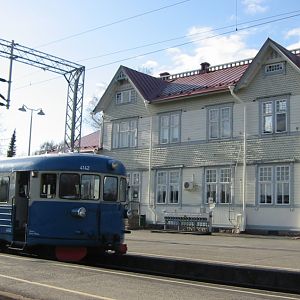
top-left (125, 230), bottom-right (300, 272)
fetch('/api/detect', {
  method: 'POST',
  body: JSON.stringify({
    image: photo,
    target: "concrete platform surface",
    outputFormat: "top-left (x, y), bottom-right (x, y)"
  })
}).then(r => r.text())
top-left (125, 230), bottom-right (300, 271)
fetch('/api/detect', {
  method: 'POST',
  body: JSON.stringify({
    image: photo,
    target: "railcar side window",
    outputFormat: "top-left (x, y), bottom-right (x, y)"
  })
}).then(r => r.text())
top-left (81, 175), bottom-right (100, 200)
top-left (40, 174), bottom-right (57, 198)
top-left (119, 177), bottom-right (127, 202)
top-left (0, 177), bottom-right (9, 202)
top-left (59, 173), bottom-right (80, 200)
top-left (103, 176), bottom-right (118, 201)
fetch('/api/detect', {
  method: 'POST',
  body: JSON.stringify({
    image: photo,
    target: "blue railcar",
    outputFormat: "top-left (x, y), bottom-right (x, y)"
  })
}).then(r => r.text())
top-left (0, 153), bottom-right (128, 261)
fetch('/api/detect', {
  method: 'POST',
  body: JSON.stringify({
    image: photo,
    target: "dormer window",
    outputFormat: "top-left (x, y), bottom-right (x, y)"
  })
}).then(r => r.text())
top-left (115, 89), bottom-right (136, 105)
top-left (264, 62), bottom-right (285, 75)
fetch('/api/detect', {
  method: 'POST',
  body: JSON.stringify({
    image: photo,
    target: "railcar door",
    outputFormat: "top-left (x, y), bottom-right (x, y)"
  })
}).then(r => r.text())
top-left (98, 176), bottom-right (125, 249)
top-left (12, 171), bottom-right (30, 243)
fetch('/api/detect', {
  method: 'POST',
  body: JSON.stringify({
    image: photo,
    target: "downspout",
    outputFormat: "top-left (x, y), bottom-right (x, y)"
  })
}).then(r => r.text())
top-left (144, 101), bottom-right (156, 223)
top-left (228, 85), bottom-right (246, 231)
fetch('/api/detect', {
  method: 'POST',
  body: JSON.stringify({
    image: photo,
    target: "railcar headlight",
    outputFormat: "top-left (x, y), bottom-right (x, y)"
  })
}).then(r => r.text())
top-left (108, 159), bottom-right (119, 170)
top-left (71, 207), bottom-right (87, 218)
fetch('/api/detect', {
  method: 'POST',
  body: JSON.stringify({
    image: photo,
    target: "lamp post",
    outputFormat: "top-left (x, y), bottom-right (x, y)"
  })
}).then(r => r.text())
top-left (18, 104), bottom-right (45, 156)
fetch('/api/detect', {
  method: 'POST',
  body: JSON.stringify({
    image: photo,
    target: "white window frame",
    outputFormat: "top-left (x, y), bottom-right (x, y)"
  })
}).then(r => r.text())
top-left (258, 165), bottom-right (291, 206)
top-left (156, 169), bottom-right (180, 204)
top-left (264, 62), bottom-right (285, 75)
top-left (205, 167), bottom-right (232, 204)
top-left (127, 172), bottom-right (141, 202)
top-left (207, 105), bottom-right (232, 140)
top-left (115, 89), bottom-right (135, 105)
top-left (258, 166), bottom-right (273, 205)
top-left (275, 166), bottom-right (290, 205)
top-left (159, 112), bottom-right (180, 144)
top-left (112, 119), bottom-right (137, 149)
top-left (261, 98), bottom-right (288, 135)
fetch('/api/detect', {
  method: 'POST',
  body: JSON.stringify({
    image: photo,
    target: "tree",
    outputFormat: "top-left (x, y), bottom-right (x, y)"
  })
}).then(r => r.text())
top-left (7, 129), bottom-right (16, 157)
top-left (83, 96), bottom-right (102, 131)
top-left (35, 140), bottom-right (64, 155)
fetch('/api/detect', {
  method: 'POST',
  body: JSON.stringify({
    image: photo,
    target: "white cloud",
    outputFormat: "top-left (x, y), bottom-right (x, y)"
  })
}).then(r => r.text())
top-left (141, 60), bottom-right (158, 69)
top-left (159, 27), bottom-right (258, 75)
top-left (95, 82), bottom-right (107, 98)
top-left (287, 42), bottom-right (300, 50)
top-left (242, 0), bottom-right (268, 14)
top-left (286, 28), bottom-right (300, 39)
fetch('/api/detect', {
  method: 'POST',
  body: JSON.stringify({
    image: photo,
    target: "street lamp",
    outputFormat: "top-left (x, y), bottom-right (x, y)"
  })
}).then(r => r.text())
top-left (18, 104), bottom-right (45, 156)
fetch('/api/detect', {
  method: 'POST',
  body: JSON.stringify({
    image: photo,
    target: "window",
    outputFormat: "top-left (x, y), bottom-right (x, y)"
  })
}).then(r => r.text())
top-left (112, 119), bottom-right (137, 148)
top-left (115, 89), bottom-right (136, 104)
top-left (103, 176), bottom-right (118, 201)
top-left (205, 168), bottom-right (232, 204)
top-left (220, 168), bottom-right (231, 204)
top-left (0, 176), bottom-right (9, 202)
top-left (205, 169), bottom-right (217, 203)
top-left (59, 173), bottom-right (80, 200)
top-left (81, 175), bottom-right (100, 200)
top-left (156, 170), bottom-right (180, 204)
top-left (258, 165), bottom-right (290, 205)
top-left (208, 106), bottom-right (232, 140)
top-left (276, 166), bottom-right (290, 205)
top-left (259, 167), bottom-right (272, 204)
top-left (127, 172), bottom-right (140, 201)
top-left (119, 178), bottom-right (127, 202)
top-left (159, 112), bottom-right (180, 144)
top-left (264, 62), bottom-right (285, 75)
top-left (40, 174), bottom-right (57, 198)
top-left (261, 99), bottom-right (288, 134)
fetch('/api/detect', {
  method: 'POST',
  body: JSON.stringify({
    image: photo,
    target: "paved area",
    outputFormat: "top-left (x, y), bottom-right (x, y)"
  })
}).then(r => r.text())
top-left (125, 230), bottom-right (300, 271)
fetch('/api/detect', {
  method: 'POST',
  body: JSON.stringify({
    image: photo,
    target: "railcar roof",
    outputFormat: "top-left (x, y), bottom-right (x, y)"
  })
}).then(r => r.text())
top-left (0, 153), bottom-right (126, 175)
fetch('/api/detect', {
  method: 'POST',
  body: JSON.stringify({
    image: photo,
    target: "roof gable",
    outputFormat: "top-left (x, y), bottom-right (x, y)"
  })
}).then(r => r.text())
top-left (234, 38), bottom-right (300, 91)
top-left (94, 38), bottom-right (300, 112)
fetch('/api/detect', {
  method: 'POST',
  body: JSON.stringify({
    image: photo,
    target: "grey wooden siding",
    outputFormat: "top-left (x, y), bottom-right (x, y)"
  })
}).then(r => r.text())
top-left (102, 122), bottom-right (112, 151)
top-left (290, 95), bottom-right (300, 132)
top-left (101, 134), bottom-right (300, 171)
top-left (238, 60), bottom-right (300, 102)
top-left (103, 81), bottom-right (149, 120)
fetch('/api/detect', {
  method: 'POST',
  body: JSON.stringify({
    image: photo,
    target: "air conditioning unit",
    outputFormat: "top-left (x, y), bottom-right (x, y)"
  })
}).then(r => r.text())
top-left (183, 181), bottom-right (194, 191)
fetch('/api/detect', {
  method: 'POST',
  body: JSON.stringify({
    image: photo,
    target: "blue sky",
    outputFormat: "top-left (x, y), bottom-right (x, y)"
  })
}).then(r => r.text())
top-left (1, 0), bottom-right (300, 156)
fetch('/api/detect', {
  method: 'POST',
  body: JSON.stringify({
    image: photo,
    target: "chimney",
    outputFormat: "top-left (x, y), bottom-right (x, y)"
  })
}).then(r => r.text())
top-left (200, 62), bottom-right (210, 73)
top-left (159, 72), bottom-right (170, 81)
top-left (159, 72), bottom-right (170, 77)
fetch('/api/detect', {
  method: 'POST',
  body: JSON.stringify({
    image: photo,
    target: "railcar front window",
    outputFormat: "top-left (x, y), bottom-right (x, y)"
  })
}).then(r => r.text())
top-left (0, 177), bottom-right (9, 203)
top-left (81, 175), bottom-right (100, 200)
top-left (119, 177), bottom-right (127, 202)
top-left (59, 173), bottom-right (80, 200)
top-left (40, 174), bottom-right (57, 198)
top-left (103, 176), bottom-right (118, 201)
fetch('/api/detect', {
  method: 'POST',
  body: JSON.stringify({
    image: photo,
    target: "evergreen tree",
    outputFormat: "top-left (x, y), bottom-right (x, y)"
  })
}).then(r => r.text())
top-left (7, 129), bottom-right (16, 157)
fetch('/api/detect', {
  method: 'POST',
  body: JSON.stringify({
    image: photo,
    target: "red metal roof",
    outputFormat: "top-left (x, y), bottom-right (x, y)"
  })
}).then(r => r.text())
top-left (120, 39), bottom-right (300, 104)
top-left (123, 63), bottom-right (249, 103)
top-left (79, 130), bottom-right (100, 152)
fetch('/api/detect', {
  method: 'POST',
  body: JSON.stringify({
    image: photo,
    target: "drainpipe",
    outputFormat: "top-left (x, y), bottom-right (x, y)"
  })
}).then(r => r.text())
top-left (144, 101), bottom-right (157, 223)
top-left (228, 85), bottom-right (246, 230)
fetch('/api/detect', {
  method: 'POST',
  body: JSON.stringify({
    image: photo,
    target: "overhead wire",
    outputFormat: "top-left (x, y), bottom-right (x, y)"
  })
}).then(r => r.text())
top-left (35, 0), bottom-right (193, 48)
top-left (14, 10), bottom-right (300, 91)
top-left (77, 9), bottom-right (300, 63)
